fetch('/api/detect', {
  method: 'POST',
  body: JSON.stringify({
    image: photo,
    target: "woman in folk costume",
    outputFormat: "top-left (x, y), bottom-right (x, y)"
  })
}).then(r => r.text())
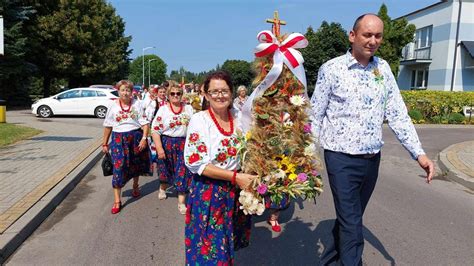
top-left (157, 81), bottom-right (169, 107)
top-left (151, 83), bottom-right (194, 214)
top-left (102, 80), bottom-right (150, 214)
top-left (184, 71), bottom-right (256, 264)
top-left (143, 86), bottom-right (159, 174)
top-left (232, 85), bottom-right (249, 111)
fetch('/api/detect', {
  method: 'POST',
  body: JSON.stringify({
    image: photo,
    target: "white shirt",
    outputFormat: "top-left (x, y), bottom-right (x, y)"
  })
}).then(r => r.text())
top-left (310, 51), bottom-right (425, 159)
top-left (103, 99), bottom-right (149, 132)
top-left (143, 91), bottom-right (150, 101)
top-left (151, 104), bottom-right (194, 137)
top-left (184, 109), bottom-right (242, 175)
top-left (143, 98), bottom-right (157, 123)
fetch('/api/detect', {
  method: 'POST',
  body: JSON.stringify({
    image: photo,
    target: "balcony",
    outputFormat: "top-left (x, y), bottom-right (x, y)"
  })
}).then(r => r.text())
top-left (400, 43), bottom-right (432, 65)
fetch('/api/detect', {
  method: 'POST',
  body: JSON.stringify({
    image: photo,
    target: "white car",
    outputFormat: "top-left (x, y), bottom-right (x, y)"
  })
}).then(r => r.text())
top-left (31, 88), bottom-right (118, 118)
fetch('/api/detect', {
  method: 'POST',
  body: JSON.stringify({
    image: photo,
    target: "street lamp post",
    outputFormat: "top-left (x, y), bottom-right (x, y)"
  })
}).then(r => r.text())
top-left (148, 59), bottom-right (158, 87)
top-left (142, 46), bottom-right (155, 87)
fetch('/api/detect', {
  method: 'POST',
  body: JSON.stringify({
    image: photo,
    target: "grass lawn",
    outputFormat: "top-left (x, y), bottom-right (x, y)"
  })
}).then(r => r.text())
top-left (0, 123), bottom-right (43, 147)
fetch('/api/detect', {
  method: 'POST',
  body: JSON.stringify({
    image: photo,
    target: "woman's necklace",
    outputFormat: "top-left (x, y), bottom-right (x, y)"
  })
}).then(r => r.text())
top-left (119, 99), bottom-right (131, 112)
top-left (170, 103), bottom-right (183, 115)
top-left (208, 108), bottom-right (233, 136)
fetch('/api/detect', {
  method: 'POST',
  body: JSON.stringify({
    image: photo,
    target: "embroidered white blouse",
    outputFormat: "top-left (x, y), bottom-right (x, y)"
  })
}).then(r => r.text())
top-left (103, 99), bottom-right (149, 132)
top-left (142, 98), bottom-right (157, 123)
top-left (310, 51), bottom-right (425, 159)
top-left (184, 110), bottom-right (242, 175)
top-left (151, 104), bottom-right (194, 137)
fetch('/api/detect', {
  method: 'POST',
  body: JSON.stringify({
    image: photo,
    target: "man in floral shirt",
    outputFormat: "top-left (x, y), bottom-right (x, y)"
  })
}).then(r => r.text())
top-left (310, 14), bottom-right (434, 265)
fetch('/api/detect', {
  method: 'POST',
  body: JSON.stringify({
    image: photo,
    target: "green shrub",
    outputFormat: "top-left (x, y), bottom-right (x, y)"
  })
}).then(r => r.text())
top-left (448, 113), bottom-right (465, 124)
top-left (408, 109), bottom-right (423, 121)
top-left (401, 91), bottom-right (474, 124)
top-left (430, 115), bottom-right (443, 123)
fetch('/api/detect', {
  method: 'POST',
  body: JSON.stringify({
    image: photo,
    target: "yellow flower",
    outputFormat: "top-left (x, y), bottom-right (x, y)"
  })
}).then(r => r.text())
top-left (287, 163), bottom-right (296, 173)
top-left (245, 131), bottom-right (252, 140)
top-left (373, 68), bottom-right (381, 77)
top-left (288, 173), bottom-right (297, 181)
top-left (276, 155), bottom-right (296, 174)
top-left (280, 155), bottom-right (290, 166)
top-left (278, 161), bottom-right (288, 172)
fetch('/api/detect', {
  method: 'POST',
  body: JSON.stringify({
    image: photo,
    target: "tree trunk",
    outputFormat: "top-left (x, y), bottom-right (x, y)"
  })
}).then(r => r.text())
top-left (69, 77), bottom-right (84, 89)
top-left (43, 76), bottom-right (51, 97)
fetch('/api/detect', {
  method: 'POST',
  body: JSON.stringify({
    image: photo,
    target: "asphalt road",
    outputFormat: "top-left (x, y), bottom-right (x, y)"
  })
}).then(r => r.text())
top-left (6, 126), bottom-right (474, 265)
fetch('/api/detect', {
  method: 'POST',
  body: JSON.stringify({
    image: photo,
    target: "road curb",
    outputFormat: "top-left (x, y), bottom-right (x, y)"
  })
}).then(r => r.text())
top-left (438, 141), bottom-right (474, 191)
top-left (0, 148), bottom-right (104, 264)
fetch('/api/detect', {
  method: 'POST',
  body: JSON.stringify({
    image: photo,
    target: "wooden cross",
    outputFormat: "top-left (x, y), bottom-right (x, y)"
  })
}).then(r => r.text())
top-left (266, 11), bottom-right (286, 38)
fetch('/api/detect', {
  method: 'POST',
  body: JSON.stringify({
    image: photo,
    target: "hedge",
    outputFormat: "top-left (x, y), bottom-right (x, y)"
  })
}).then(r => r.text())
top-left (400, 90), bottom-right (474, 124)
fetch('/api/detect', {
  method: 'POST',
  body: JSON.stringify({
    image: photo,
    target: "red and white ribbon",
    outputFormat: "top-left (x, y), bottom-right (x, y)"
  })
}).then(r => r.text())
top-left (241, 30), bottom-right (308, 133)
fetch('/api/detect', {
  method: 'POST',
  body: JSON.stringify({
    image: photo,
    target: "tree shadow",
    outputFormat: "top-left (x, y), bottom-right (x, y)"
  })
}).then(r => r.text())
top-left (29, 136), bottom-right (92, 142)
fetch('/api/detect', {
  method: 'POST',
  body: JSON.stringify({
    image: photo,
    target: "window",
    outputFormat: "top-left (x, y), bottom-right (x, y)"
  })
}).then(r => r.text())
top-left (81, 90), bottom-right (97, 97)
top-left (111, 90), bottom-right (119, 97)
top-left (415, 26), bottom-right (432, 49)
top-left (411, 68), bottom-right (429, 89)
top-left (96, 91), bottom-right (107, 97)
top-left (58, 90), bottom-right (81, 99)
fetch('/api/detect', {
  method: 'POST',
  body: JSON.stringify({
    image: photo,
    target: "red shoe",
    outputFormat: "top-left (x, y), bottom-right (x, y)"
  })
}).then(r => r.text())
top-left (111, 201), bottom-right (121, 214)
top-left (132, 184), bottom-right (140, 198)
top-left (267, 219), bottom-right (281, 232)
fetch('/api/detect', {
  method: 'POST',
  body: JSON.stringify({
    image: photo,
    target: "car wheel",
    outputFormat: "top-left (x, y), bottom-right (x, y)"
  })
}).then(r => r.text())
top-left (95, 106), bottom-right (107, 118)
top-left (37, 105), bottom-right (53, 118)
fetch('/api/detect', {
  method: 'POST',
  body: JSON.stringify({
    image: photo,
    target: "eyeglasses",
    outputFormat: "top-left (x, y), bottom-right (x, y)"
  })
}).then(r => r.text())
top-left (208, 90), bottom-right (231, 98)
top-left (169, 92), bottom-right (182, 97)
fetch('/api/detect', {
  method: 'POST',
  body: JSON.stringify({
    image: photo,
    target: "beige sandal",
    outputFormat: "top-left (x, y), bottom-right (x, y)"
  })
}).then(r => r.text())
top-left (178, 203), bottom-right (187, 215)
top-left (158, 189), bottom-right (167, 200)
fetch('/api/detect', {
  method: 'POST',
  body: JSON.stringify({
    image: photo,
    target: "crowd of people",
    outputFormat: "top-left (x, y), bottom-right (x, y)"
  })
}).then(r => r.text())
top-left (101, 13), bottom-right (434, 265)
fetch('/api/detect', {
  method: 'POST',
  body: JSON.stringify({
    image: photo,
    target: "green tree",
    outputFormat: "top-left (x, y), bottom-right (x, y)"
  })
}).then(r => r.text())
top-left (0, 1), bottom-right (36, 106)
top-left (168, 67), bottom-right (199, 85)
top-left (220, 59), bottom-right (254, 90)
top-left (301, 22), bottom-right (349, 96)
top-left (194, 70), bottom-right (214, 84)
top-left (26, 0), bottom-right (131, 96)
top-left (23, 0), bottom-right (62, 97)
top-left (376, 4), bottom-right (416, 75)
top-left (128, 54), bottom-right (167, 86)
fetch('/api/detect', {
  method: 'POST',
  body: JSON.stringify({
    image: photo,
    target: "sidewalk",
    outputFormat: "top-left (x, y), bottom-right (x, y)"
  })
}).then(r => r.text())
top-left (0, 111), bottom-right (103, 262)
top-left (438, 140), bottom-right (474, 190)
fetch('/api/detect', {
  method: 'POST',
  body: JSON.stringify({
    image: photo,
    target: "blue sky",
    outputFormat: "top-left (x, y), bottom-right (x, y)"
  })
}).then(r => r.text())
top-left (108, 0), bottom-right (437, 75)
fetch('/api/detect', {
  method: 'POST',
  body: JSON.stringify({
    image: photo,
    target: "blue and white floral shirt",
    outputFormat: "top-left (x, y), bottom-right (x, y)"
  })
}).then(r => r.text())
top-left (310, 51), bottom-right (425, 160)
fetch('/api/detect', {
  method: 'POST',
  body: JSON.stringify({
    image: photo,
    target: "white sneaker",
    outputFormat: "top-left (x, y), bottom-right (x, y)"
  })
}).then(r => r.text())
top-left (158, 189), bottom-right (167, 200)
top-left (178, 203), bottom-right (187, 215)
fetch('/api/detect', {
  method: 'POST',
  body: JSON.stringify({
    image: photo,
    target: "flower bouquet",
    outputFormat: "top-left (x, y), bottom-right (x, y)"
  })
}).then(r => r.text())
top-left (238, 12), bottom-right (323, 215)
top-left (182, 91), bottom-right (202, 112)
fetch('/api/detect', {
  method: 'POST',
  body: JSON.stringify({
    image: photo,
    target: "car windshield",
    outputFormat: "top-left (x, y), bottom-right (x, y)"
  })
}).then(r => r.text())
top-left (81, 90), bottom-right (97, 97)
top-left (58, 90), bottom-right (81, 99)
top-left (110, 90), bottom-right (119, 97)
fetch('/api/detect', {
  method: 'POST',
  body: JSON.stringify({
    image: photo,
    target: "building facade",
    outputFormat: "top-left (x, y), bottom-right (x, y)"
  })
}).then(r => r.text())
top-left (397, 0), bottom-right (474, 91)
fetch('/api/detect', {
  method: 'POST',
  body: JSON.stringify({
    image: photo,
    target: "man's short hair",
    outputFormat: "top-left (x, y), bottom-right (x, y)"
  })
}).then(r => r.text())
top-left (352, 13), bottom-right (381, 31)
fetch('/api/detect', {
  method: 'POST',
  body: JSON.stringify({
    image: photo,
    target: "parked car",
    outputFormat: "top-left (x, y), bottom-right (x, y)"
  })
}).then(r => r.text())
top-left (133, 85), bottom-right (143, 93)
top-left (90, 84), bottom-right (115, 89)
top-left (31, 88), bottom-right (118, 118)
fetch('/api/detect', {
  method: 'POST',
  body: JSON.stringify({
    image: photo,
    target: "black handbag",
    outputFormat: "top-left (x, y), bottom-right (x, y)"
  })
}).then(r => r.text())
top-left (101, 153), bottom-right (113, 176)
